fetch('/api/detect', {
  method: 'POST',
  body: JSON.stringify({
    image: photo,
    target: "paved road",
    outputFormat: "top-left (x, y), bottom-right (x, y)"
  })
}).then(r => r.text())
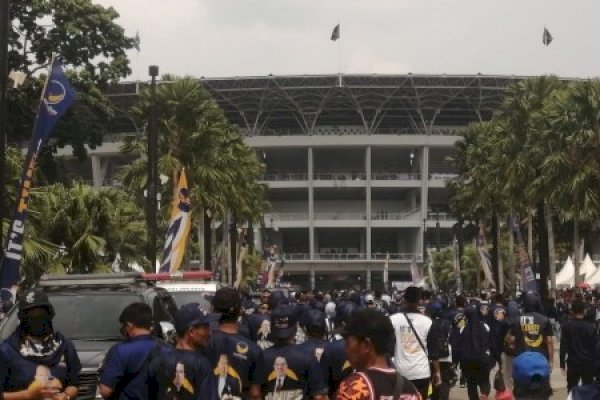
top-left (449, 349), bottom-right (567, 399)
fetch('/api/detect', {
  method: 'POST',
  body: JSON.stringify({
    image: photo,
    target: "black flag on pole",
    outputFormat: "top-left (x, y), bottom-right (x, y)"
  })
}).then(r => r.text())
top-left (331, 24), bottom-right (340, 41)
top-left (543, 27), bottom-right (553, 46)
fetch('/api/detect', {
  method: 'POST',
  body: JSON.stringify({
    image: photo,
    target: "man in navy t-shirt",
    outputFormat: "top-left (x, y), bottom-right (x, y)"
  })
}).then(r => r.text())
top-left (260, 305), bottom-right (327, 400)
top-left (148, 303), bottom-right (218, 400)
top-left (204, 287), bottom-right (264, 400)
top-left (99, 303), bottom-right (163, 399)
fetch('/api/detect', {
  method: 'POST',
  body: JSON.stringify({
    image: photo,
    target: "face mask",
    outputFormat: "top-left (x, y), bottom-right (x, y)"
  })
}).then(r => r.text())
top-left (21, 315), bottom-right (53, 337)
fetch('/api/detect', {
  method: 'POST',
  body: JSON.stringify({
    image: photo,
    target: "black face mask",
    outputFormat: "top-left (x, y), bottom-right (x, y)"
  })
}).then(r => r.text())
top-left (21, 315), bottom-right (53, 337)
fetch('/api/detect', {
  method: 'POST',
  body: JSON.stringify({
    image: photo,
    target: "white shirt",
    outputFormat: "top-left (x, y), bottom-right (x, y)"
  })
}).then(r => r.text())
top-left (390, 311), bottom-right (432, 380)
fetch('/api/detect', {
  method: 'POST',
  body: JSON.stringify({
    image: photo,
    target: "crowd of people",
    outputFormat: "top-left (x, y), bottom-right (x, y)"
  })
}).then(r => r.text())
top-left (3, 285), bottom-right (600, 399)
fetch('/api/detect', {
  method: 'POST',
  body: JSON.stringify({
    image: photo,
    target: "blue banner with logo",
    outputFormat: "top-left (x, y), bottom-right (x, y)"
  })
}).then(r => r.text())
top-left (0, 58), bottom-right (76, 297)
top-left (511, 215), bottom-right (538, 293)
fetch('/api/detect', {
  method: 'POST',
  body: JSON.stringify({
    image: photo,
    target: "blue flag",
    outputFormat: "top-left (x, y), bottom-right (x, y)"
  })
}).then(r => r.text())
top-left (0, 58), bottom-right (76, 297)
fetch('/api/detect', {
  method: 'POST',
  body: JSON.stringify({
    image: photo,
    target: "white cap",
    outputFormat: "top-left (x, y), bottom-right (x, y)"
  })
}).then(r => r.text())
top-left (365, 294), bottom-right (375, 303)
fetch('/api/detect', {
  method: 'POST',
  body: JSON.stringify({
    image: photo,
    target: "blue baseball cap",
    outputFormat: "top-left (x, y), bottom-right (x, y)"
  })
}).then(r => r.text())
top-left (512, 351), bottom-right (550, 388)
top-left (270, 305), bottom-right (298, 340)
top-left (300, 309), bottom-right (326, 332)
top-left (174, 303), bottom-right (218, 334)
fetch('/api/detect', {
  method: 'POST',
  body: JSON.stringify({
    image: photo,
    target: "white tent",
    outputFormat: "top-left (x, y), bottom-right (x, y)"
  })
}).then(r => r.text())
top-left (556, 256), bottom-right (575, 286)
top-left (584, 256), bottom-right (600, 285)
top-left (581, 254), bottom-right (598, 282)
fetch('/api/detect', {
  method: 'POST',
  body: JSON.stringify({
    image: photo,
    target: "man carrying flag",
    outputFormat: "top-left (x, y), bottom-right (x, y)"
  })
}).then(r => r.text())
top-left (159, 170), bottom-right (192, 273)
top-left (0, 56), bottom-right (76, 300)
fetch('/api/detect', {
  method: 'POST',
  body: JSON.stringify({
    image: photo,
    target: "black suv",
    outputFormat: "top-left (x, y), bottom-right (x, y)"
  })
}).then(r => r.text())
top-left (0, 273), bottom-right (178, 399)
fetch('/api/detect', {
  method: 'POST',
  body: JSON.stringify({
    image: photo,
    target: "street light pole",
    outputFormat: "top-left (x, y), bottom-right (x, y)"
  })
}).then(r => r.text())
top-left (147, 65), bottom-right (159, 269)
top-left (0, 0), bottom-right (10, 250)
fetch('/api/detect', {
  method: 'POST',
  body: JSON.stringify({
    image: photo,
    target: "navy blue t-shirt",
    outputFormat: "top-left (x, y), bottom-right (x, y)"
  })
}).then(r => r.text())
top-left (320, 337), bottom-right (352, 396)
top-left (99, 334), bottom-right (162, 399)
top-left (297, 338), bottom-right (328, 364)
top-left (261, 343), bottom-right (327, 400)
top-left (148, 347), bottom-right (217, 400)
top-left (0, 331), bottom-right (81, 393)
top-left (204, 330), bottom-right (264, 399)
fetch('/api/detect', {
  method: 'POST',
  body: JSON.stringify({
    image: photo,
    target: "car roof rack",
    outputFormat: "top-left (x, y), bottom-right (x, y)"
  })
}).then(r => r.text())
top-left (38, 272), bottom-right (144, 287)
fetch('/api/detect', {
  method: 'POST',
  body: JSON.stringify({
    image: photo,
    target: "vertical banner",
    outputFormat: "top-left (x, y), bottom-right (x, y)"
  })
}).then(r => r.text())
top-left (0, 57), bottom-right (76, 296)
top-left (452, 236), bottom-right (462, 293)
top-left (410, 255), bottom-right (421, 284)
top-left (511, 215), bottom-right (538, 293)
top-left (476, 224), bottom-right (496, 289)
top-left (159, 170), bottom-right (192, 272)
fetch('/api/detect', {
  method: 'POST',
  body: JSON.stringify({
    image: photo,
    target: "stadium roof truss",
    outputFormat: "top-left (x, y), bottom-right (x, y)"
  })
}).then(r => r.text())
top-left (106, 74), bottom-right (526, 136)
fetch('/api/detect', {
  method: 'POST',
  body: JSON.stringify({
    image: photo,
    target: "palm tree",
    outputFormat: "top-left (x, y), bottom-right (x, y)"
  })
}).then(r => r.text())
top-left (544, 80), bottom-right (600, 285)
top-left (28, 183), bottom-right (146, 274)
top-left (120, 78), bottom-right (268, 277)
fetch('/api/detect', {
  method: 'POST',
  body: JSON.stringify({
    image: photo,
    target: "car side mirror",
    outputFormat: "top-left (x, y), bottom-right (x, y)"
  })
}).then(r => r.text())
top-left (159, 321), bottom-right (176, 345)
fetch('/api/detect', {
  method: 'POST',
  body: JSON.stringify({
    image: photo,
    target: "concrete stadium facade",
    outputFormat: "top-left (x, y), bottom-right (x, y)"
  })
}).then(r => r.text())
top-left (56, 74), bottom-right (527, 290)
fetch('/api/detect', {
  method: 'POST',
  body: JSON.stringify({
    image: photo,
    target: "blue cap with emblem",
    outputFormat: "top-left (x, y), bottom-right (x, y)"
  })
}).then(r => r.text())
top-left (174, 302), bottom-right (218, 334)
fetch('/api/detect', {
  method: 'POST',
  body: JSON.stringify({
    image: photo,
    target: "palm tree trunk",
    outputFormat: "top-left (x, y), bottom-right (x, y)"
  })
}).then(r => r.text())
top-left (198, 209), bottom-right (205, 269)
top-left (229, 213), bottom-right (237, 286)
top-left (545, 204), bottom-right (556, 294)
top-left (527, 209), bottom-right (534, 262)
top-left (222, 212), bottom-right (229, 284)
top-left (536, 202), bottom-right (549, 302)
top-left (204, 212), bottom-right (212, 271)
top-left (574, 216), bottom-right (580, 286)
top-left (491, 211), bottom-right (500, 289)
top-left (508, 213), bottom-right (515, 293)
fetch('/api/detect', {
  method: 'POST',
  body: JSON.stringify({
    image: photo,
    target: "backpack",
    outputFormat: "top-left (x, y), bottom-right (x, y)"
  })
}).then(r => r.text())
top-left (436, 318), bottom-right (452, 359)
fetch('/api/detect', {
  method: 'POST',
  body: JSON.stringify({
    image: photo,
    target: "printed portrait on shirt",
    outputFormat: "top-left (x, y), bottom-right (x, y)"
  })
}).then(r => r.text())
top-left (266, 356), bottom-right (302, 400)
top-left (28, 365), bottom-right (62, 394)
top-left (167, 362), bottom-right (194, 400)
top-left (214, 354), bottom-right (242, 400)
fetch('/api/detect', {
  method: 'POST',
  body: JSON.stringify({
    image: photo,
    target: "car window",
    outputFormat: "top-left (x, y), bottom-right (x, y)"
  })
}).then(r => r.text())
top-left (51, 293), bottom-right (142, 339)
top-left (1, 292), bottom-right (143, 340)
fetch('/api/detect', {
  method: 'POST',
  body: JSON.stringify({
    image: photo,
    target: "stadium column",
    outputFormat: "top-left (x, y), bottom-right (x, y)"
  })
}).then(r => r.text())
top-left (366, 146), bottom-right (372, 260)
top-left (91, 155), bottom-right (108, 189)
top-left (420, 145), bottom-right (430, 258)
top-left (308, 147), bottom-right (315, 259)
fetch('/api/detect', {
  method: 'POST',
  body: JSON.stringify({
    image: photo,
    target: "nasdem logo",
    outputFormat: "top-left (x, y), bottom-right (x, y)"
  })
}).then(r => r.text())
top-left (46, 80), bottom-right (66, 105)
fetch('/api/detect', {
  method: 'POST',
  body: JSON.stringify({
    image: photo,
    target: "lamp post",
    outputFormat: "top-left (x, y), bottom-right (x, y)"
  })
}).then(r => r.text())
top-left (0, 0), bottom-right (9, 250)
top-left (146, 65), bottom-right (159, 268)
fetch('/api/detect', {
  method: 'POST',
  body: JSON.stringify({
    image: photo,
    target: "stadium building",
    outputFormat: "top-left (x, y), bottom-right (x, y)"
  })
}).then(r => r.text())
top-left (57, 74), bottom-right (523, 290)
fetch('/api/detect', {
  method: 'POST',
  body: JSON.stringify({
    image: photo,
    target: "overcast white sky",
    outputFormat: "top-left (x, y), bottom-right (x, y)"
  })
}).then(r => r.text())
top-left (97, 0), bottom-right (600, 81)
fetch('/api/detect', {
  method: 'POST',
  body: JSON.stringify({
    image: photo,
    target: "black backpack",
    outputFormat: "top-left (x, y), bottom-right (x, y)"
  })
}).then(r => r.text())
top-left (435, 318), bottom-right (452, 359)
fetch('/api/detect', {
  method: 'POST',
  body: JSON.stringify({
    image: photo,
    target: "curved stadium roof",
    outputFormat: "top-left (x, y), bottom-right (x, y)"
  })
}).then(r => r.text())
top-left (106, 74), bottom-right (528, 135)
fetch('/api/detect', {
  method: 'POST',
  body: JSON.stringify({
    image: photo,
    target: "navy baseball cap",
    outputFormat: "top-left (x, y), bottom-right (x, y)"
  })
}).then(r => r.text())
top-left (18, 289), bottom-right (54, 317)
top-left (335, 302), bottom-right (358, 326)
top-left (174, 303), bottom-right (218, 334)
top-left (270, 305), bottom-right (298, 340)
top-left (512, 351), bottom-right (550, 388)
top-left (300, 309), bottom-right (326, 332)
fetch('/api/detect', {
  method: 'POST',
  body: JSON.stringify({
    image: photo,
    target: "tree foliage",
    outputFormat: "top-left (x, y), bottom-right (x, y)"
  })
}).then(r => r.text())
top-left (7, 0), bottom-right (135, 158)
